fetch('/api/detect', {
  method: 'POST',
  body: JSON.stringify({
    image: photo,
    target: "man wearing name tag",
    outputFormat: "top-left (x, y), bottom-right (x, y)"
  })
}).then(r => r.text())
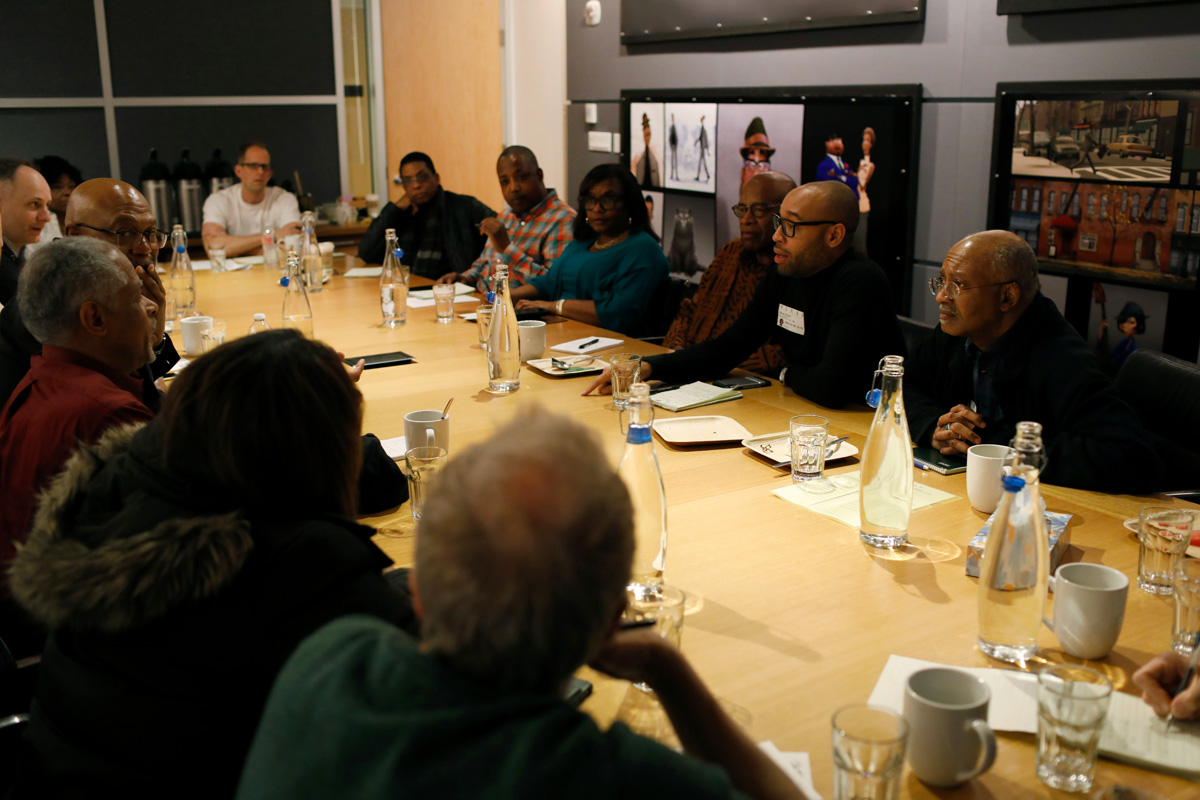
top-left (584, 181), bottom-right (905, 408)
top-left (905, 230), bottom-right (1161, 492)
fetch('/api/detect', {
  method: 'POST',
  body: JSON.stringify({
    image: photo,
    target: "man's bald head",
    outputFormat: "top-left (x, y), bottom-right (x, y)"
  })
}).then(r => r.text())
top-left (935, 230), bottom-right (1040, 349)
top-left (737, 172), bottom-right (797, 259)
top-left (65, 179), bottom-right (161, 269)
top-left (742, 171), bottom-right (796, 206)
top-left (957, 230), bottom-right (1040, 300)
top-left (770, 181), bottom-right (860, 279)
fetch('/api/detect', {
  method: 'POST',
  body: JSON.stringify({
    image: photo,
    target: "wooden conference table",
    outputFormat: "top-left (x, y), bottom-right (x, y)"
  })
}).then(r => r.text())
top-left (190, 263), bottom-right (1199, 800)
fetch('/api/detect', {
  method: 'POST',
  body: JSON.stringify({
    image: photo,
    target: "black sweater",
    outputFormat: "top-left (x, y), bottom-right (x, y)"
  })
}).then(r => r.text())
top-left (646, 251), bottom-right (906, 409)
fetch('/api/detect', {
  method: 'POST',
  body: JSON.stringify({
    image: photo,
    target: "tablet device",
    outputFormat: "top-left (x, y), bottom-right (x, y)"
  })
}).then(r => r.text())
top-left (344, 350), bottom-right (415, 369)
top-left (515, 307), bottom-right (550, 321)
top-left (713, 375), bottom-right (770, 390)
top-left (912, 446), bottom-right (968, 475)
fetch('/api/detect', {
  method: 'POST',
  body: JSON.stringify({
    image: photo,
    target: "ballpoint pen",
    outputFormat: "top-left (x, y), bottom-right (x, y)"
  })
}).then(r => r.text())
top-left (1165, 628), bottom-right (1200, 730)
top-left (578, 338), bottom-right (599, 350)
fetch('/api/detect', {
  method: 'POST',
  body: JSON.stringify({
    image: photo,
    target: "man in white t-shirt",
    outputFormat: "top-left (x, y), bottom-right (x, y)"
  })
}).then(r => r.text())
top-left (201, 142), bottom-right (301, 257)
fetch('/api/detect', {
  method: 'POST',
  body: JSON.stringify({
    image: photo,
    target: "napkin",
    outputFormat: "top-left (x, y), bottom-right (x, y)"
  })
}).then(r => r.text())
top-left (550, 336), bottom-right (623, 354)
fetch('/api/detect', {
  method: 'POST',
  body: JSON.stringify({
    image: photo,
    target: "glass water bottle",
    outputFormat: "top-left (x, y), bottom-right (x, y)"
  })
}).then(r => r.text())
top-left (299, 211), bottom-right (322, 293)
top-left (280, 252), bottom-right (314, 339)
top-left (859, 358), bottom-right (913, 548)
top-left (486, 263), bottom-right (520, 393)
top-left (977, 422), bottom-right (1050, 665)
top-left (380, 229), bottom-right (407, 328)
top-left (165, 224), bottom-right (196, 332)
top-left (618, 382), bottom-right (667, 591)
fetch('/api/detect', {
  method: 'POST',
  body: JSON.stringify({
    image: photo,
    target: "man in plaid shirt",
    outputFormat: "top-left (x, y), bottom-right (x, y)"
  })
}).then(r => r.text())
top-left (437, 146), bottom-right (575, 294)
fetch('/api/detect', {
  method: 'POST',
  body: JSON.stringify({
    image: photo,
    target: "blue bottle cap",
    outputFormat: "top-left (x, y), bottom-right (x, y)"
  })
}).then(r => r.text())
top-left (865, 388), bottom-right (881, 408)
top-left (1001, 475), bottom-right (1026, 493)
top-left (279, 276), bottom-right (289, 287)
top-left (486, 291), bottom-right (496, 304)
top-left (176, 244), bottom-right (186, 254)
top-left (393, 248), bottom-right (403, 259)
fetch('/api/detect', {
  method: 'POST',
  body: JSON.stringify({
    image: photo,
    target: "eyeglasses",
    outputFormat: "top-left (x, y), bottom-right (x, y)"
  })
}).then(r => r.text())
top-left (581, 193), bottom-right (623, 211)
top-left (771, 214), bottom-right (838, 238)
top-left (732, 203), bottom-right (780, 219)
top-left (76, 223), bottom-right (168, 249)
top-left (239, 162), bottom-right (271, 172)
top-left (400, 171), bottom-right (433, 187)
top-left (928, 275), bottom-right (1016, 300)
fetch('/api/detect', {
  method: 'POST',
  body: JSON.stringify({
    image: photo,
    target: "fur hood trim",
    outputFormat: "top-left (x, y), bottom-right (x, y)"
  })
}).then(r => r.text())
top-left (10, 423), bottom-right (255, 633)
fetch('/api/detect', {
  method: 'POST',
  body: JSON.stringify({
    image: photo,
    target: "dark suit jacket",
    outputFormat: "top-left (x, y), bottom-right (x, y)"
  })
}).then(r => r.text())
top-left (1, 242), bottom-right (21, 306)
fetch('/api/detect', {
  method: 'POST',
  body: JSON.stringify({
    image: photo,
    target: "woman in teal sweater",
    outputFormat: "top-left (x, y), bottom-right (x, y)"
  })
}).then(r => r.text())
top-left (512, 164), bottom-right (668, 337)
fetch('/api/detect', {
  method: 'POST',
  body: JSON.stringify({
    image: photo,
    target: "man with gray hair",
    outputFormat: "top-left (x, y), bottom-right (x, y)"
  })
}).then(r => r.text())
top-left (905, 230), bottom-right (1161, 492)
top-left (237, 410), bottom-right (806, 800)
top-left (0, 238), bottom-right (157, 614)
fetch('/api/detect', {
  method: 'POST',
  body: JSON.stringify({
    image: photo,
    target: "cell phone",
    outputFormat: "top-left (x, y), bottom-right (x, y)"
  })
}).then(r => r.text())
top-left (713, 375), bottom-right (770, 390)
top-left (343, 350), bottom-right (415, 370)
top-left (515, 307), bottom-right (550, 321)
top-left (912, 446), bottom-right (968, 475)
top-left (563, 676), bottom-right (593, 707)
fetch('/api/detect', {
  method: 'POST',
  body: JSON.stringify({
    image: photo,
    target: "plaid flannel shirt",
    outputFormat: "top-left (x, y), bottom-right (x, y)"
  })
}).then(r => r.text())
top-left (461, 189), bottom-right (575, 292)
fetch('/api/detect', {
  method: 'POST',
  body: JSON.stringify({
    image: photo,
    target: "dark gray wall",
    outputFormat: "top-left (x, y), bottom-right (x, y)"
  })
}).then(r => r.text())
top-left (565, 0), bottom-right (1200, 348)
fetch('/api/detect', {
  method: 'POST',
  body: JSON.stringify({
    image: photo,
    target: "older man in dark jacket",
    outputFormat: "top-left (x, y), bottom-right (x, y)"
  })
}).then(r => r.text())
top-left (907, 230), bottom-right (1162, 493)
top-left (358, 151), bottom-right (495, 278)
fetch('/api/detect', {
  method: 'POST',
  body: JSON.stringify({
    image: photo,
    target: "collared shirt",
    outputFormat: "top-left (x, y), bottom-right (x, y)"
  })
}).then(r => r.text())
top-left (0, 345), bottom-right (153, 566)
top-left (963, 330), bottom-right (1014, 435)
top-left (461, 189), bottom-right (576, 293)
top-left (663, 238), bottom-right (785, 377)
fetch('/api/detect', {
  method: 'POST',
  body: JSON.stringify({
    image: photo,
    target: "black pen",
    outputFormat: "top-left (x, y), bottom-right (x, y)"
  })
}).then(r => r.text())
top-left (1165, 629), bottom-right (1200, 730)
top-left (578, 338), bottom-right (599, 350)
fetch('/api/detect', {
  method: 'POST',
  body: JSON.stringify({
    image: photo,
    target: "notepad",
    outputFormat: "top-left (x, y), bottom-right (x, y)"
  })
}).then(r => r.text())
top-left (771, 472), bottom-right (956, 529)
top-left (550, 336), bottom-right (623, 355)
top-left (868, 654), bottom-right (1200, 778)
top-left (409, 283), bottom-right (475, 300)
top-left (649, 381), bottom-right (742, 412)
top-left (407, 295), bottom-right (480, 308)
top-left (344, 266), bottom-right (383, 278)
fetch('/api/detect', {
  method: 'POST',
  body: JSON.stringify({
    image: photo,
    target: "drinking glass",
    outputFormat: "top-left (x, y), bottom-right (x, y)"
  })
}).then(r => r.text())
top-left (200, 319), bottom-right (227, 353)
top-left (831, 704), bottom-right (909, 800)
top-left (623, 584), bottom-right (685, 693)
top-left (475, 304), bottom-right (493, 348)
top-left (208, 246), bottom-right (227, 273)
top-left (405, 446), bottom-right (447, 520)
top-left (609, 354), bottom-right (642, 409)
top-left (1036, 665), bottom-right (1112, 793)
top-left (1137, 506), bottom-right (1195, 595)
top-left (1173, 558), bottom-right (1200, 655)
top-left (790, 415), bottom-right (830, 482)
top-left (432, 283), bottom-right (456, 323)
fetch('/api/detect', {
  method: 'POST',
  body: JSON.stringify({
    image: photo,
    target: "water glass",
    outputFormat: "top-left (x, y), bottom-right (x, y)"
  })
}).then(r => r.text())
top-left (209, 246), bottom-right (227, 273)
top-left (790, 415), bottom-right (830, 482)
top-left (1173, 558), bottom-right (1200, 655)
top-left (475, 304), bottom-right (493, 348)
top-left (1137, 506), bottom-right (1194, 595)
top-left (831, 704), bottom-right (909, 800)
top-left (609, 354), bottom-right (642, 409)
top-left (405, 446), bottom-right (447, 520)
top-left (200, 319), bottom-right (227, 353)
top-left (432, 283), bottom-right (456, 323)
top-left (1036, 665), bottom-right (1112, 793)
top-left (623, 584), bottom-right (685, 692)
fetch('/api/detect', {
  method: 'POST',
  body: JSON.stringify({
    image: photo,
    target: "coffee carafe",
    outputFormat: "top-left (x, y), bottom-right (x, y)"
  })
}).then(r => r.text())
top-left (173, 149), bottom-right (204, 233)
top-left (139, 149), bottom-right (173, 231)
top-left (204, 148), bottom-right (235, 196)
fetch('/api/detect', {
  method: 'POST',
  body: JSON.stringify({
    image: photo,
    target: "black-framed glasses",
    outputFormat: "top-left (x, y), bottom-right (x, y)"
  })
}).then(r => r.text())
top-left (76, 223), bottom-right (168, 249)
top-left (239, 162), bottom-right (271, 172)
top-left (732, 202), bottom-right (780, 219)
top-left (928, 275), bottom-right (1016, 300)
top-left (771, 214), bottom-right (838, 238)
top-left (400, 171), bottom-right (433, 187)
top-left (581, 193), bottom-right (623, 211)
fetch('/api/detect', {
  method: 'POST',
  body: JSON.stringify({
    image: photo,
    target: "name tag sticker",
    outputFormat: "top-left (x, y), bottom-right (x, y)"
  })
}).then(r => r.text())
top-left (777, 305), bottom-right (805, 335)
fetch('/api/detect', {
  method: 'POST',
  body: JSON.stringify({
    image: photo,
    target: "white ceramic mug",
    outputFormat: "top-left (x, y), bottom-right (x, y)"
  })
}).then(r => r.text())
top-left (903, 667), bottom-right (997, 788)
top-left (1043, 562), bottom-right (1128, 660)
top-left (518, 320), bottom-right (546, 362)
top-left (179, 315), bottom-right (213, 356)
top-left (404, 410), bottom-right (449, 454)
top-left (966, 444), bottom-right (1010, 514)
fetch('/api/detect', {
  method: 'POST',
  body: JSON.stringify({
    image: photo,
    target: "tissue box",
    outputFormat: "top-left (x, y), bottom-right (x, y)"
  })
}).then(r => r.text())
top-left (966, 511), bottom-right (1073, 578)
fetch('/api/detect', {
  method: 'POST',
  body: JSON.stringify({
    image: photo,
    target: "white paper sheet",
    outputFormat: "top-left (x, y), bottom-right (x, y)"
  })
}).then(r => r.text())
top-left (758, 742), bottom-right (822, 800)
top-left (344, 266), bottom-right (383, 278)
top-left (650, 382), bottom-right (741, 412)
top-left (867, 654), bottom-right (1200, 778)
top-left (550, 336), bottom-right (623, 354)
top-left (409, 283), bottom-right (475, 299)
top-left (407, 295), bottom-right (480, 308)
top-left (380, 436), bottom-right (407, 461)
top-left (772, 473), bottom-right (957, 529)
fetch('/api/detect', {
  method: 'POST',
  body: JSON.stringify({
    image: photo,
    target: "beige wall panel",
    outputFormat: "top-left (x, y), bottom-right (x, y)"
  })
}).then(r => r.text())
top-left (381, 0), bottom-right (504, 211)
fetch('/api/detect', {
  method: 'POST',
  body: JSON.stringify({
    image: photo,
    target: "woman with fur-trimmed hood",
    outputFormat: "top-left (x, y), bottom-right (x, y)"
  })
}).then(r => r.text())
top-left (7, 330), bottom-right (416, 799)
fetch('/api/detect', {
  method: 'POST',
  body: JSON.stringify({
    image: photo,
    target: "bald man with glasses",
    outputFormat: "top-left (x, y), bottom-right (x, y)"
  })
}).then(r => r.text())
top-left (904, 230), bottom-right (1162, 492)
top-left (0, 179), bottom-right (179, 405)
top-left (202, 141), bottom-right (301, 257)
top-left (587, 181), bottom-right (904, 408)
